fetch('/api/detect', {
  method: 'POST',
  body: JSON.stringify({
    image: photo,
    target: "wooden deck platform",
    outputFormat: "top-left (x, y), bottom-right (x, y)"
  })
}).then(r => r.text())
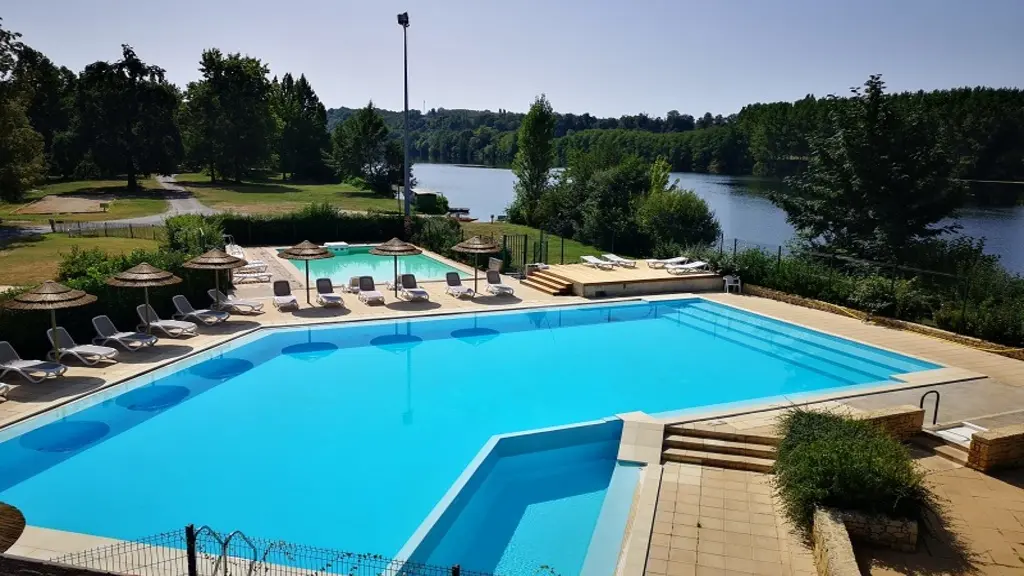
top-left (531, 262), bottom-right (722, 297)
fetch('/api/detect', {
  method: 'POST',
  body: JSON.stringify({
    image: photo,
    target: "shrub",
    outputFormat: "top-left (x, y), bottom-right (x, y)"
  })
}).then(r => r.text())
top-left (220, 204), bottom-right (436, 246)
top-left (772, 409), bottom-right (934, 534)
top-left (412, 218), bottom-right (462, 258)
top-left (0, 246), bottom-right (216, 359)
top-left (164, 214), bottom-right (225, 254)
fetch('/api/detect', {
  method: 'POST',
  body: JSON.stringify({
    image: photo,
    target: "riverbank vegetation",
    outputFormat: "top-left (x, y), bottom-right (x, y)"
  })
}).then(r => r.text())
top-left (326, 85), bottom-right (1024, 192)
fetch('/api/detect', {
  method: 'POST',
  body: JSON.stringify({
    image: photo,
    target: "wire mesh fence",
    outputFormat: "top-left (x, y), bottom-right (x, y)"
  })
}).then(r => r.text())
top-left (52, 220), bottom-right (166, 241)
top-left (50, 526), bottom-right (503, 576)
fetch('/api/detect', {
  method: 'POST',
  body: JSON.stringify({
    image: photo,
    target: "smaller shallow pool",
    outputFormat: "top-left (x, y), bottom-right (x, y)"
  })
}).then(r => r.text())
top-left (280, 245), bottom-right (465, 283)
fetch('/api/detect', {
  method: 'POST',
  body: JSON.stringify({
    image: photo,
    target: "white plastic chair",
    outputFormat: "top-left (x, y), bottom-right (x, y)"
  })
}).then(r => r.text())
top-left (724, 275), bottom-right (742, 294)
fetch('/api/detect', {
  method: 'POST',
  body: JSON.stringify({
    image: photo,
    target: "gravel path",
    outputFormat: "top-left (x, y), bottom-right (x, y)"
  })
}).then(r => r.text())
top-left (100, 175), bottom-right (219, 225)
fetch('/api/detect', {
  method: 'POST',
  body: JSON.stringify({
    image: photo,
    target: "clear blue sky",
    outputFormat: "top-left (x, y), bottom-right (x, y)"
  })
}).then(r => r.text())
top-left (5, 0), bottom-right (1023, 117)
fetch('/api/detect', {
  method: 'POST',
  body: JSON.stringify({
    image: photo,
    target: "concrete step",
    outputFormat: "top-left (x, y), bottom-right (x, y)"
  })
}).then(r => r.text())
top-left (909, 432), bottom-right (969, 466)
top-left (662, 448), bottom-right (775, 473)
top-left (524, 274), bottom-right (569, 292)
top-left (665, 424), bottom-right (780, 447)
top-left (664, 435), bottom-right (777, 460)
top-left (521, 278), bottom-right (562, 295)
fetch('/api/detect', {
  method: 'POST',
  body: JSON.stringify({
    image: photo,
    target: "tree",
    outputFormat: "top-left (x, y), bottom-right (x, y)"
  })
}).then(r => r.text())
top-left (72, 45), bottom-right (181, 188)
top-left (508, 95), bottom-right (556, 226)
top-left (0, 19), bottom-right (45, 201)
top-left (770, 75), bottom-right (966, 263)
top-left (180, 49), bottom-right (275, 182)
top-left (637, 158), bottom-right (721, 254)
top-left (330, 101), bottom-right (408, 195)
top-left (11, 47), bottom-right (75, 171)
top-left (271, 73), bottom-right (331, 181)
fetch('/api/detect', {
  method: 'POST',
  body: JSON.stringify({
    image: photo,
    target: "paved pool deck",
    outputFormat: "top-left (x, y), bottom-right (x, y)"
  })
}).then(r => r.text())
top-left (2, 287), bottom-right (1024, 573)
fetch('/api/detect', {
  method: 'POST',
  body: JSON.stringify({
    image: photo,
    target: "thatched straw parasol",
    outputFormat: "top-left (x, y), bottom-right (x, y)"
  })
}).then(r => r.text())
top-left (278, 241), bottom-right (333, 304)
top-left (452, 236), bottom-right (500, 294)
top-left (369, 238), bottom-right (422, 297)
top-left (184, 249), bottom-right (248, 310)
top-left (0, 502), bottom-right (25, 553)
top-left (3, 281), bottom-right (98, 362)
top-left (106, 263), bottom-right (182, 333)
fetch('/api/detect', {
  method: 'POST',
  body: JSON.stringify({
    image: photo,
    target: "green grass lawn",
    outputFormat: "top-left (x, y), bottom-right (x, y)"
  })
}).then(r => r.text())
top-left (459, 222), bottom-right (604, 265)
top-left (0, 234), bottom-right (161, 286)
top-left (0, 179), bottom-right (168, 224)
top-left (174, 172), bottom-right (400, 215)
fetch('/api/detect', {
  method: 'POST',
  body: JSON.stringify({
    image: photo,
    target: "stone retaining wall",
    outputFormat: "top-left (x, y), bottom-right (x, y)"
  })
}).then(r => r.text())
top-left (968, 423), bottom-right (1024, 472)
top-left (812, 508), bottom-right (859, 576)
top-left (837, 510), bottom-right (918, 552)
top-left (855, 405), bottom-right (925, 441)
top-left (0, 555), bottom-right (117, 576)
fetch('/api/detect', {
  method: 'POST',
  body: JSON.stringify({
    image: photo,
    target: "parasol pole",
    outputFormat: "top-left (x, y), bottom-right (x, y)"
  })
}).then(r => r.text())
top-left (305, 261), bottom-right (311, 305)
top-left (393, 256), bottom-right (399, 297)
top-left (214, 270), bottom-right (221, 309)
top-left (143, 286), bottom-right (152, 334)
top-left (474, 254), bottom-right (479, 294)
top-left (50, 309), bottom-right (60, 363)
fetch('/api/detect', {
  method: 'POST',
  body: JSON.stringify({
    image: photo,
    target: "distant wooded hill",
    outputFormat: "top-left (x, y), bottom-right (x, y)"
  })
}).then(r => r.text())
top-left (327, 87), bottom-right (1024, 185)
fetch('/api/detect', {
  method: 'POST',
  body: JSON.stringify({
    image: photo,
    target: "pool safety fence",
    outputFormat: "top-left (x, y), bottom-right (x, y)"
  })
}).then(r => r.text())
top-left (51, 219), bottom-right (166, 241)
top-left (48, 525), bottom-right (501, 576)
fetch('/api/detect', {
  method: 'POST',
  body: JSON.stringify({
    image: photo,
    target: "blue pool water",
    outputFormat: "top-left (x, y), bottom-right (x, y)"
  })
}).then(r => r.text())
top-left (0, 299), bottom-right (937, 565)
top-left (409, 422), bottom-right (629, 576)
top-left (281, 245), bottom-right (465, 283)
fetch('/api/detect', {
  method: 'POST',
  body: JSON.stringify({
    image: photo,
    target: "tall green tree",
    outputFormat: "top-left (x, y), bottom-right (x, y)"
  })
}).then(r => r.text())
top-left (72, 45), bottom-right (181, 188)
top-left (271, 73), bottom-right (331, 181)
top-left (330, 101), bottom-right (407, 195)
top-left (770, 75), bottom-right (966, 263)
top-left (0, 19), bottom-right (45, 201)
top-left (508, 95), bottom-right (556, 226)
top-left (637, 158), bottom-right (721, 254)
top-left (11, 46), bottom-right (75, 172)
top-left (181, 49), bottom-right (275, 182)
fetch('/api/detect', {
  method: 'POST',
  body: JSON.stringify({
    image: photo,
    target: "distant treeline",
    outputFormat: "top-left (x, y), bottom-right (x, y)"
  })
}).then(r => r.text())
top-left (327, 88), bottom-right (1024, 185)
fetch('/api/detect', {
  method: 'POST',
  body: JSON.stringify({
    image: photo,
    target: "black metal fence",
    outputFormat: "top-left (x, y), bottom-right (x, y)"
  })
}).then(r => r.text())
top-left (51, 526), bottom-right (502, 576)
top-left (51, 219), bottom-right (165, 241)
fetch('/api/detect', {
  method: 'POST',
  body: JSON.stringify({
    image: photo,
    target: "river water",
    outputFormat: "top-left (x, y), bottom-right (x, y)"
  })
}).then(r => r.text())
top-left (414, 163), bottom-right (1024, 273)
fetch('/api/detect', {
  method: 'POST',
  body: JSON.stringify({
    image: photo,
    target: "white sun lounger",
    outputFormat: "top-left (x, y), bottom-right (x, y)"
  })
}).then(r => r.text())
top-left (645, 256), bottom-right (689, 269)
top-left (208, 289), bottom-right (263, 313)
top-left (581, 255), bottom-right (615, 270)
top-left (603, 254), bottom-right (636, 268)
top-left (0, 341), bottom-right (67, 383)
top-left (316, 278), bottom-right (345, 307)
top-left (344, 276), bottom-right (361, 294)
top-left (445, 272), bottom-right (474, 298)
top-left (235, 262), bottom-right (268, 274)
top-left (272, 281), bottom-right (299, 310)
top-left (92, 315), bottom-right (158, 351)
top-left (358, 276), bottom-right (385, 304)
top-left (399, 274), bottom-right (430, 302)
top-left (233, 270), bottom-right (271, 284)
top-left (666, 261), bottom-right (711, 275)
top-left (0, 381), bottom-right (9, 400)
top-left (486, 270), bottom-right (515, 296)
top-left (136, 304), bottom-right (198, 337)
top-left (173, 295), bottom-right (230, 325)
top-left (47, 327), bottom-right (119, 365)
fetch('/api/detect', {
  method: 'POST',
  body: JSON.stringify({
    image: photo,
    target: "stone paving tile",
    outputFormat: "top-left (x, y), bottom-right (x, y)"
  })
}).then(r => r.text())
top-left (647, 463), bottom-right (816, 576)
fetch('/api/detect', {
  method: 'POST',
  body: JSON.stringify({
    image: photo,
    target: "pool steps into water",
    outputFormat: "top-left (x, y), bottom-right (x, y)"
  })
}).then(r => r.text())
top-left (661, 425), bottom-right (779, 473)
top-left (661, 301), bottom-right (929, 384)
top-left (521, 270), bottom-right (573, 295)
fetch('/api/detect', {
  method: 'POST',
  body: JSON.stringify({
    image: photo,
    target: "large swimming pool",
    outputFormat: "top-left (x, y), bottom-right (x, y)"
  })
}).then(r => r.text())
top-left (280, 245), bottom-right (465, 283)
top-left (0, 299), bottom-right (937, 568)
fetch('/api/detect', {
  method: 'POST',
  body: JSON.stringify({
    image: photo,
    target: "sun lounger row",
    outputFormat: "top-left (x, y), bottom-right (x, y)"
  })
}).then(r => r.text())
top-left (580, 253), bottom-right (712, 275)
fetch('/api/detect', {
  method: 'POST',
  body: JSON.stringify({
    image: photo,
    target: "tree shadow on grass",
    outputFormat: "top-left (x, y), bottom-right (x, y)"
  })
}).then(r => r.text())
top-left (182, 180), bottom-right (299, 195)
top-left (0, 233), bottom-right (45, 250)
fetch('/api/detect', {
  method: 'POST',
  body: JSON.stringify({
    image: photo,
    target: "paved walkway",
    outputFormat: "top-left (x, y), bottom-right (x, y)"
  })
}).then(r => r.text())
top-left (96, 175), bottom-right (219, 225)
top-left (650, 463), bottom-right (816, 576)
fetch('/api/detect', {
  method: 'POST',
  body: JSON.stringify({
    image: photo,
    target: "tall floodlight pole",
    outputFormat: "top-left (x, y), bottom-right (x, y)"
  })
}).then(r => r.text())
top-left (397, 12), bottom-right (411, 218)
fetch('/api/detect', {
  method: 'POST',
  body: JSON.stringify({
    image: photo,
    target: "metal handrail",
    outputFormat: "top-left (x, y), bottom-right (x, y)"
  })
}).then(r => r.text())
top-left (919, 390), bottom-right (941, 426)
